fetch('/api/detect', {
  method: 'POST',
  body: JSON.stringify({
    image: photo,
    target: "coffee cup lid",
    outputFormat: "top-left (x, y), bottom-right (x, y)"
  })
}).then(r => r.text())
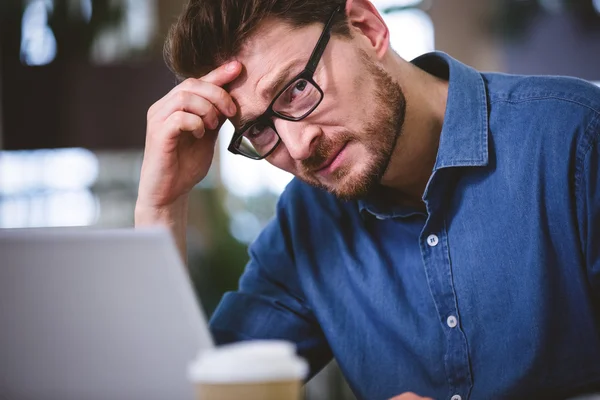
top-left (187, 340), bottom-right (308, 384)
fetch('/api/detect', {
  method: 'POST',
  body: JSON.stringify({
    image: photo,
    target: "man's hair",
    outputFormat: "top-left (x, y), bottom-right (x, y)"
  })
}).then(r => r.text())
top-left (164, 0), bottom-right (350, 80)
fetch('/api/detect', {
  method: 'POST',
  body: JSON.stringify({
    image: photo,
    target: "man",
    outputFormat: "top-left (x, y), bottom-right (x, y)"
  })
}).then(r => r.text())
top-left (135, 0), bottom-right (600, 398)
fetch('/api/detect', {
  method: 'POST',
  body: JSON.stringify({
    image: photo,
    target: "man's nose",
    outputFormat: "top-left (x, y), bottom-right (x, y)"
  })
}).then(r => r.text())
top-left (274, 119), bottom-right (321, 161)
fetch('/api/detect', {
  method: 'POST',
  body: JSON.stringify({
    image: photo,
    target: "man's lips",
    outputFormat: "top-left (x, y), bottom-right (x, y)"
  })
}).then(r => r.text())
top-left (315, 142), bottom-right (348, 173)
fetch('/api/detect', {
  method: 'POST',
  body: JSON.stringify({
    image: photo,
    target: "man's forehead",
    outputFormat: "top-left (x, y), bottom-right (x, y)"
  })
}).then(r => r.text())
top-left (228, 21), bottom-right (305, 93)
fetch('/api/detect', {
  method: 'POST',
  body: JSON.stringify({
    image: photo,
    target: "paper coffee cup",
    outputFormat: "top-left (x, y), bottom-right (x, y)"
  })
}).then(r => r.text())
top-left (187, 340), bottom-right (308, 400)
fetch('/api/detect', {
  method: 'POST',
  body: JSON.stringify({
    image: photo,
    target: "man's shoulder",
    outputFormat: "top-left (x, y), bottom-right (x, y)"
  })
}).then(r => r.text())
top-left (482, 71), bottom-right (600, 116)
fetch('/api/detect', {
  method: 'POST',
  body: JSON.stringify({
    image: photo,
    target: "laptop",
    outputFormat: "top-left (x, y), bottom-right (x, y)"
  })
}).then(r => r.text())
top-left (0, 227), bottom-right (213, 400)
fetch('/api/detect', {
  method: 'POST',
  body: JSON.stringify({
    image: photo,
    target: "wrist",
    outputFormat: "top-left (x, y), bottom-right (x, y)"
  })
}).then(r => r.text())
top-left (134, 195), bottom-right (189, 228)
top-left (135, 195), bottom-right (190, 264)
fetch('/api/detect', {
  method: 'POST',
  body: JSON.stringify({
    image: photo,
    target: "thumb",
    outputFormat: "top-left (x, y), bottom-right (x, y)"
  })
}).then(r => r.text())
top-left (200, 61), bottom-right (242, 87)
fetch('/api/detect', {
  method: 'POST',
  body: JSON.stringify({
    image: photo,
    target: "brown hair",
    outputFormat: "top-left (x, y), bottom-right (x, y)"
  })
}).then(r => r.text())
top-left (164, 0), bottom-right (350, 80)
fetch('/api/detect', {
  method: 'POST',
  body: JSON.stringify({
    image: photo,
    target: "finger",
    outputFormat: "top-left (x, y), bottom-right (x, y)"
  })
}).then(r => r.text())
top-left (200, 60), bottom-right (242, 87)
top-left (164, 111), bottom-right (205, 139)
top-left (173, 80), bottom-right (237, 119)
top-left (146, 62), bottom-right (240, 124)
top-left (149, 62), bottom-right (240, 121)
top-left (216, 109), bottom-right (227, 125)
top-left (155, 91), bottom-right (220, 130)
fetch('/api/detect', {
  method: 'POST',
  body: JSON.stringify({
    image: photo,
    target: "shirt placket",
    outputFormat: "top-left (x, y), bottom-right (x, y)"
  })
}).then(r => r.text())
top-left (420, 187), bottom-right (473, 400)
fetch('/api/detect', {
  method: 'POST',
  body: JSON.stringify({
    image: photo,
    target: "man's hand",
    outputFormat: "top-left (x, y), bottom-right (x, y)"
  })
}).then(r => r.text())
top-left (137, 60), bottom-right (242, 213)
top-left (389, 393), bottom-right (434, 400)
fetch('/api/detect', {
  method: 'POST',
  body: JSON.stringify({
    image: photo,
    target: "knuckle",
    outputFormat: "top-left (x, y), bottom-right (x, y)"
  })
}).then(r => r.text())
top-left (171, 112), bottom-right (185, 127)
top-left (216, 87), bottom-right (229, 103)
top-left (204, 114), bottom-right (217, 130)
top-left (174, 90), bottom-right (188, 105)
top-left (193, 118), bottom-right (205, 135)
top-left (214, 89), bottom-right (231, 108)
top-left (181, 78), bottom-right (195, 89)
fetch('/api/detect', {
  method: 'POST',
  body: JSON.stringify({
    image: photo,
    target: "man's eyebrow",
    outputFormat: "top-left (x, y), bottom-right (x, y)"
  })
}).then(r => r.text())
top-left (237, 112), bottom-right (260, 131)
top-left (237, 59), bottom-right (304, 130)
top-left (263, 60), bottom-right (301, 100)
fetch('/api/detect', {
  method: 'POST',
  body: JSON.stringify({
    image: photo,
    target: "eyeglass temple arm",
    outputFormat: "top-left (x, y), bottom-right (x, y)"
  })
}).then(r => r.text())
top-left (305, 6), bottom-right (341, 74)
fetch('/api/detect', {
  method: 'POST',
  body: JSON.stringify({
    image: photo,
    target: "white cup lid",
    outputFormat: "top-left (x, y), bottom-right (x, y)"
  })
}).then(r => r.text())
top-left (187, 340), bottom-right (309, 384)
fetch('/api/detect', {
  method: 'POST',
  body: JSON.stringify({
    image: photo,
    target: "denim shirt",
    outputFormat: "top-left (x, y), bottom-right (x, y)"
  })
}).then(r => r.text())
top-left (210, 52), bottom-right (600, 400)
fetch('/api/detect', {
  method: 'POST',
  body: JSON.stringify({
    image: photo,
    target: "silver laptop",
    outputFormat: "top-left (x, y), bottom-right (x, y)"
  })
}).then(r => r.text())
top-left (0, 227), bottom-right (213, 400)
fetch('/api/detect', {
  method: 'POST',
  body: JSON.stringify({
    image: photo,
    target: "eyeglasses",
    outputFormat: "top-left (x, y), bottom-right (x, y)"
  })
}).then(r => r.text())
top-left (227, 6), bottom-right (342, 160)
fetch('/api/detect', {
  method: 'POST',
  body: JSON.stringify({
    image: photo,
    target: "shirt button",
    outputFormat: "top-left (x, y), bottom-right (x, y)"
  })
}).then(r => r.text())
top-left (451, 395), bottom-right (462, 400)
top-left (426, 234), bottom-right (439, 247)
top-left (447, 315), bottom-right (458, 328)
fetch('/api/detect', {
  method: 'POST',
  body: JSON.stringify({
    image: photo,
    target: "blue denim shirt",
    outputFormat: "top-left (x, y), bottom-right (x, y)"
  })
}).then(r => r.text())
top-left (210, 52), bottom-right (600, 400)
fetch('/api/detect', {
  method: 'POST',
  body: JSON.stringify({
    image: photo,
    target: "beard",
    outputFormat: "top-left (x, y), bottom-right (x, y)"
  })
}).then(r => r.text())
top-left (297, 50), bottom-right (406, 201)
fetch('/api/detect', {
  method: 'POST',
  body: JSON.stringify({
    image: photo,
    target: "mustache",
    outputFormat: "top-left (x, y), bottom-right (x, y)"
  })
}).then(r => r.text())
top-left (301, 140), bottom-right (330, 171)
top-left (301, 132), bottom-right (352, 172)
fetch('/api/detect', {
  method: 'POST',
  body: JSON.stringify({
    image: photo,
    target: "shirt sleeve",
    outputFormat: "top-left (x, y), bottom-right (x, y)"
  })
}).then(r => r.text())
top-left (208, 194), bottom-right (333, 378)
top-left (576, 113), bottom-right (600, 290)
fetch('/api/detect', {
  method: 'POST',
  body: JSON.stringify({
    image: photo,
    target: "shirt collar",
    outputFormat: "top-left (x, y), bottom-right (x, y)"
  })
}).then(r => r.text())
top-left (357, 51), bottom-right (490, 219)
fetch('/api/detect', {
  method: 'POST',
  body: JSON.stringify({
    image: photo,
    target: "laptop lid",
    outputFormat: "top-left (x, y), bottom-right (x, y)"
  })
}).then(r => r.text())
top-left (0, 227), bottom-right (212, 400)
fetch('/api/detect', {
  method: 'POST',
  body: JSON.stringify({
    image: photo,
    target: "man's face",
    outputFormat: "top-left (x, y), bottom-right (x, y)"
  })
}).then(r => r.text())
top-left (228, 19), bottom-right (406, 200)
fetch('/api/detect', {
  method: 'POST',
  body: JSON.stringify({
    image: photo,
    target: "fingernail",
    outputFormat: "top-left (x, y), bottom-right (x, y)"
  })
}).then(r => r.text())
top-left (228, 104), bottom-right (237, 115)
top-left (225, 61), bottom-right (237, 71)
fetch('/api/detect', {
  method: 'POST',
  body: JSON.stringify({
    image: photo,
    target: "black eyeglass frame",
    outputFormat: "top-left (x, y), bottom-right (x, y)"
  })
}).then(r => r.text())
top-left (227, 6), bottom-right (342, 160)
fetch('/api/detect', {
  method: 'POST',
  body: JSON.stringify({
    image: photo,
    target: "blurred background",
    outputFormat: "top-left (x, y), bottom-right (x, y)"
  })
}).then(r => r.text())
top-left (1, 0), bottom-right (599, 398)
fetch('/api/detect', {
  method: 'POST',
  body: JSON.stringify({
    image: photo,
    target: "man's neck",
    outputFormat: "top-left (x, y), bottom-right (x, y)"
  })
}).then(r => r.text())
top-left (379, 58), bottom-right (449, 207)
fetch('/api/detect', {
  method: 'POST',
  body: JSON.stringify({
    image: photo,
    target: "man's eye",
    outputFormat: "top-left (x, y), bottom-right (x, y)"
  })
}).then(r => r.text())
top-left (272, 78), bottom-right (318, 118)
top-left (246, 123), bottom-right (268, 138)
top-left (294, 80), bottom-right (308, 92)
top-left (290, 79), bottom-right (309, 99)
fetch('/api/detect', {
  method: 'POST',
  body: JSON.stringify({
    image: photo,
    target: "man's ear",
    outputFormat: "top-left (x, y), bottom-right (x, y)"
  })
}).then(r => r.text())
top-left (344, 0), bottom-right (390, 59)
